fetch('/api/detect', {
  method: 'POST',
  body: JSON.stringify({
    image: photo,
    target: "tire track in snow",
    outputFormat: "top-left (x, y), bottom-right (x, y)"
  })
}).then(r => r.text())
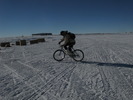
top-left (103, 44), bottom-right (133, 99)
top-left (21, 43), bottom-right (49, 63)
top-left (2, 61), bottom-right (53, 99)
top-left (97, 43), bottom-right (133, 100)
top-left (24, 55), bottom-right (46, 64)
top-left (3, 59), bottom-right (74, 100)
top-left (32, 65), bottom-right (77, 100)
top-left (80, 41), bottom-right (116, 99)
top-left (107, 48), bottom-right (133, 99)
top-left (28, 64), bottom-right (77, 100)
top-left (80, 40), bottom-right (112, 99)
top-left (2, 62), bottom-right (63, 100)
top-left (43, 64), bottom-right (77, 100)
top-left (17, 61), bottom-right (40, 72)
top-left (109, 43), bottom-right (133, 64)
top-left (2, 64), bottom-right (41, 99)
top-left (93, 44), bottom-right (118, 99)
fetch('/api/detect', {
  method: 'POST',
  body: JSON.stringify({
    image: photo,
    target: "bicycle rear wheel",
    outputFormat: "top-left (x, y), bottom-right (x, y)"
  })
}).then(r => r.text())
top-left (53, 49), bottom-right (65, 61)
top-left (72, 49), bottom-right (84, 61)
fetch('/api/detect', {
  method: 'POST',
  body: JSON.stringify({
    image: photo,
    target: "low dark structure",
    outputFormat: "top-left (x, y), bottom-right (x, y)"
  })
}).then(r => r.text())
top-left (1, 42), bottom-right (11, 47)
top-left (30, 39), bottom-right (38, 44)
top-left (16, 41), bottom-right (20, 45)
top-left (32, 33), bottom-right (52, 36)
top-left (16, 40), bottom-right (27, 46)
top-left (37, 38), bottom-right (45, 42)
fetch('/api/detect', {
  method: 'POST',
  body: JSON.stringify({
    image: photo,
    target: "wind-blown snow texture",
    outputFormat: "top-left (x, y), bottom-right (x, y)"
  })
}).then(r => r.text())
top-left (0, 34), bottom-right (133, 100)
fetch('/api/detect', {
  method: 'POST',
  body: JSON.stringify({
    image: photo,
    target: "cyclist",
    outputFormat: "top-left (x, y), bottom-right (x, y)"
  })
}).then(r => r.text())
top-left (58, 30), bottom-right (76, 55)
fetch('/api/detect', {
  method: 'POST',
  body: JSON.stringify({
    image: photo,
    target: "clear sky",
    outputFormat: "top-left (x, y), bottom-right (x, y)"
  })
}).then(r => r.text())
top-left (0, 0), bottom-right (133, 37)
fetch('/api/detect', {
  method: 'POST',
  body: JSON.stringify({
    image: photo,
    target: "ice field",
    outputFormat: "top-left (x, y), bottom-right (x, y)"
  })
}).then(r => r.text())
top-left (0, 34), bottom-right (133, 100)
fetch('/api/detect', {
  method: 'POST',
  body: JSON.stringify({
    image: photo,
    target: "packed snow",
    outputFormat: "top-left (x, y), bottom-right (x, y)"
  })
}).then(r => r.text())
top-left (0, 34), bottom-right (133, 100)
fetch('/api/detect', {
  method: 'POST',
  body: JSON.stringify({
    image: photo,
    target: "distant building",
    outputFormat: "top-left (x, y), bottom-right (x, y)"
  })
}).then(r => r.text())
top-left (32, 33), bottom-right (52, 36)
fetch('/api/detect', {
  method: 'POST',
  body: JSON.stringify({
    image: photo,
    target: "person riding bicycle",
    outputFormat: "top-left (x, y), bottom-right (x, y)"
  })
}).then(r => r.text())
top-left (58, 30), bottom-right (76, 55)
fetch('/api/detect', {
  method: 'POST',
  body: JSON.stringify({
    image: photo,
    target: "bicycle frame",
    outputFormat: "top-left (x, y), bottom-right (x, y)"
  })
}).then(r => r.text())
top-left (53, 45), bottom-right (84, 61)
top-left (59, 46), bottom-right (79, 57)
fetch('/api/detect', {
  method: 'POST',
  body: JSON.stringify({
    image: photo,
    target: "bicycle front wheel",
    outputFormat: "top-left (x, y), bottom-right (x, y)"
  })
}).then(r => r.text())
top-left (53, 49), bottom-right (65, 61)
top-left (72, 49), bottom-right (84, 61)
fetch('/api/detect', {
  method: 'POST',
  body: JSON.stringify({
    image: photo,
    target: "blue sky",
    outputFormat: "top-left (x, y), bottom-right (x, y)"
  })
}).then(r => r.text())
top-left (0, 0), bottom-right (133, 37)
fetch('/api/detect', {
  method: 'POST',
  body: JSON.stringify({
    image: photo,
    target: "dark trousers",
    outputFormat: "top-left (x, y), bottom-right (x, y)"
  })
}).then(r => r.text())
top-left (64, 43), bottom-right (75, 52)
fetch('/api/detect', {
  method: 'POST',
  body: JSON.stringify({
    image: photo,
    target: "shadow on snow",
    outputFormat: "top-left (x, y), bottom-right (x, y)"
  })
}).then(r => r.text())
top-left (81, 61), bottom-right (133, 68)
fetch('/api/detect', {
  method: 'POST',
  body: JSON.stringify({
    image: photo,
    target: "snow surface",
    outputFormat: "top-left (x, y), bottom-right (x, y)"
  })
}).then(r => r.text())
top-left (0, 34), bottom-right (133, 100)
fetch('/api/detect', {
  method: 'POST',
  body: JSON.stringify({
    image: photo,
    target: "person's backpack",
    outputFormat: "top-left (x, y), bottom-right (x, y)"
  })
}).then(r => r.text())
top-left (68, 32), bottom-right (76, 39)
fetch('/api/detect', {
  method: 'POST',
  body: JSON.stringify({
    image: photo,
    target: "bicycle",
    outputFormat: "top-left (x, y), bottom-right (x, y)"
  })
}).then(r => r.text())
top-left (53, 45), bottom-right (84, 61)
